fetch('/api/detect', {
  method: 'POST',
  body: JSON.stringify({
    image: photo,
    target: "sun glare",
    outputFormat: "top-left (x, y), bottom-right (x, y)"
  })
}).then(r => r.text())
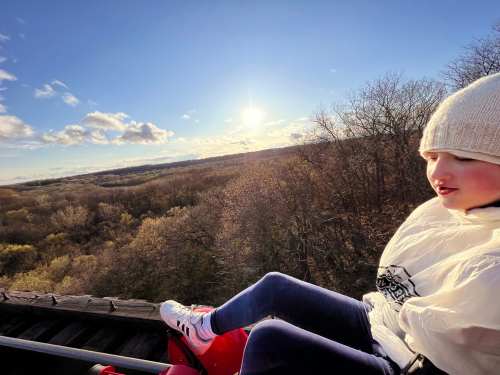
top-left (241, 106), bottom-right (265, 127)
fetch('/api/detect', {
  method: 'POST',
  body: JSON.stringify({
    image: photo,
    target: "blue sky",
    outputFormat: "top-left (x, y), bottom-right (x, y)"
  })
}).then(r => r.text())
top-left (0, 1), bottom-right (499, 185)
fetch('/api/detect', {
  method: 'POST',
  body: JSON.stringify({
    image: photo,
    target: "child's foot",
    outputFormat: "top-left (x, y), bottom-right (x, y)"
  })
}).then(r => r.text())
top-left (160, 300), bottom-right (216, 355)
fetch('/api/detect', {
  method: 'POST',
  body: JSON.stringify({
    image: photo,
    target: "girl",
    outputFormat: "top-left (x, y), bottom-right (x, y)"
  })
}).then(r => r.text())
top-left (160, 73), bottom-right (500, 375)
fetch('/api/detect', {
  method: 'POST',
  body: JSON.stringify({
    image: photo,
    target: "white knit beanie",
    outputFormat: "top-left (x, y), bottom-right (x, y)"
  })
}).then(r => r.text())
top-left (419, 72), bottom-right (500, 165)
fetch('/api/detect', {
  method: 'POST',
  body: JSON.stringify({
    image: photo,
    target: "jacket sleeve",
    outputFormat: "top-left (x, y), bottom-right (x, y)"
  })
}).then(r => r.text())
top-left (398, 254), bottom-right (500, 372)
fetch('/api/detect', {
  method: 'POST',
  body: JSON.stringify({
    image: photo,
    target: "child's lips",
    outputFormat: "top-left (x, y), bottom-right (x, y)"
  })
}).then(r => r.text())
top-left (437, 186), bottom-right (458, 195)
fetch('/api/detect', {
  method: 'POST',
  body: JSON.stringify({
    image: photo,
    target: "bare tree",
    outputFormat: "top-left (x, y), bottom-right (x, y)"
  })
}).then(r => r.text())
top-left (313, 74), bottom-right (445, 209)
top-left (443, 23), bottom-right (500, 90)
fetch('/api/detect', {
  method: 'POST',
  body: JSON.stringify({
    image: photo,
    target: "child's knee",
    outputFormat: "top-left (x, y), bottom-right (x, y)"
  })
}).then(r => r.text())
top-left (241, 320), bottom-right (291, 374)
top-left (247, 319), bottom-right (289, 346)
top-left (260, 271), bottom-right (287, 288)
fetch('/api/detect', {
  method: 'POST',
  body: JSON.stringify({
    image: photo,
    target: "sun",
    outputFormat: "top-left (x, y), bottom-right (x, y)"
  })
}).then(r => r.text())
top-left (241, 106), bottom-right (265, 127)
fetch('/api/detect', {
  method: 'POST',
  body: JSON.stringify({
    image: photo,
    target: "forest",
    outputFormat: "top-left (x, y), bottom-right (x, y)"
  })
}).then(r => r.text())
top-left (0, 25), bottom-right (498, 305)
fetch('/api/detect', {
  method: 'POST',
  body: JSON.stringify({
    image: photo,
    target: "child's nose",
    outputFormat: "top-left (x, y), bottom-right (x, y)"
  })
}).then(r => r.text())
top-left (428, 159), bottom-right (452, 181)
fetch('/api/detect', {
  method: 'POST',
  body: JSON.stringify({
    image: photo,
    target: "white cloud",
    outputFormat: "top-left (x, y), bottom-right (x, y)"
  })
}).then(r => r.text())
top-left (62, 92), bottom-right (79, 106)
top-left (0, 140), bottom-right (43, 150)
top-left (181, 109), bottom-right (197, 120)
top-left (225, 118), bottom-right (233, 123)
top-left (330, 68), bottom-right (337, 73)
top-left (290, 132), bottom-right (303, 140)
top-left (40, 125), bottom-right (110, 146)
top-left (231, 139), bottom-right (255, 147)
top-left (0, 69), bottom-right (16, 82)
top-left (41, 124), bottom-right (90, 145)
top-left (0, 57), bottom-right (6, 64)
top-left (263, 119), bottom-right (286, 127)
top-left (169, 116), bottom-right (314, 159)
top-left (81, 111), bottom-right (128, 131)
top-left (87, 129), bottom-right (109, 144)
top-left (107, 154), bottom-right (177, 167)
top-left (35, 81), bottom-right (77, 105)
top-left (35, 111), bottom-right (174, 147)
top-left (52, 80), bottom-right (68, 89)
top-left (181, 109), bottom-right (198, 121)
top-left (0, 149), bottom-right (20, 158)
top-left (0, 101), bottom-right (172, 149)
top-left (0, 34), bottom-right (10, 43)
top-left (113, 122), bottom-right (174, 144)
top-left (0, 115), bottom-right (34, 140)
top-left (34, 83), bottom-right (56, 98)
top-left (16, 18), bottom-right (26, 24)
top-left (19, 33), bottom-right (25, 40)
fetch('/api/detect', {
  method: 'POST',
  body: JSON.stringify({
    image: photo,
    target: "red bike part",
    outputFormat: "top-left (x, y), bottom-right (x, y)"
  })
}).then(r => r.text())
top-left (196, 327), bottom-right (247, 375)
top-left (88, 364), bottom-right (125, 375)
top-left (167, 306), bottom-right (248, 375)
top-left (158, 364), bottom-right (201, 375)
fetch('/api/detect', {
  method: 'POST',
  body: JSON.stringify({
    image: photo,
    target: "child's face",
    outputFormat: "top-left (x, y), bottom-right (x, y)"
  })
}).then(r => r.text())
top-left (424, 151), bottom-right (500, 211)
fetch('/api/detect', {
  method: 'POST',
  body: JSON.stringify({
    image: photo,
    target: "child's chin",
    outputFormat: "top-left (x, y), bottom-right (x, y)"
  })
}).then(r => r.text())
top-left (438, 197), bottom-right (465, 211)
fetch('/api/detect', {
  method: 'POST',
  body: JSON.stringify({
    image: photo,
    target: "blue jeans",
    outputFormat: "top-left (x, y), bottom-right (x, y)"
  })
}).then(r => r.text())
top-left (211, 272), bottom-right (399, 375)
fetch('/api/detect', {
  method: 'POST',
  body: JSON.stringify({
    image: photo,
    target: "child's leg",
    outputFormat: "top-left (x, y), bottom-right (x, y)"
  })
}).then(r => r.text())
top-left (212, 272), bottom-right (373, 352)
top-left (240, 319), bottom-right (398, 375)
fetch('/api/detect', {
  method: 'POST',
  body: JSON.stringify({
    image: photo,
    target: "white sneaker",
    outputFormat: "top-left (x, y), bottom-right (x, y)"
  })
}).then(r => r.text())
top-left (160, 300), bottom-right (214, 355)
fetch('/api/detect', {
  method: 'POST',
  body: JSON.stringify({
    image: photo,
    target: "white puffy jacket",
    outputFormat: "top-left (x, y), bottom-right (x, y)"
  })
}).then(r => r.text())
top-left (363, 197), bottom-right (500, 375)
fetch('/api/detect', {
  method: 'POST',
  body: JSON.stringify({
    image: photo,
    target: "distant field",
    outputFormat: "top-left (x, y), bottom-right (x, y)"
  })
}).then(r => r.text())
top-left (8, 145), bottom-right (301, 191)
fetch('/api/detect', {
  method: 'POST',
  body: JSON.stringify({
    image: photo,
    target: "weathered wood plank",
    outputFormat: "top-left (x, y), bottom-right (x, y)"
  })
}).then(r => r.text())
top-left (80, 325), bottom-right (128, 352)
top-left (0, 289), bottom-right (174, 373)
top-left (32, 293), bottom-right (58, 307)
top-left (53, 294), bottom-right (93, 310)
top-left (0, 290), bottom-right (162, 321)
top-left (48, 321), bottom-right (94, 347)
top-left (1, 290), bottom-right (39, 306)
top-left (103, 298), bottom-right (160, 320)
top-left (0, 316), bottom-right (33, 336)
top-left (134, 332), bottom-right (166, 361)
top-left (17, 319), bottom-right (62, 341)
top-left (116, 331), bottom-right (166, 360)
top-left (86, 297), bottom-right (116, 314)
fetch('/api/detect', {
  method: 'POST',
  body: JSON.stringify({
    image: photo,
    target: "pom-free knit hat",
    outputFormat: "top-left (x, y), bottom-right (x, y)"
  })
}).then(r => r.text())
top-left (419, 72), bottom-right (500, 165)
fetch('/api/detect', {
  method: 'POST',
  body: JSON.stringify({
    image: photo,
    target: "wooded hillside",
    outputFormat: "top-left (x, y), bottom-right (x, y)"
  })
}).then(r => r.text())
top-left (0, 74), bottom-right (447, 305)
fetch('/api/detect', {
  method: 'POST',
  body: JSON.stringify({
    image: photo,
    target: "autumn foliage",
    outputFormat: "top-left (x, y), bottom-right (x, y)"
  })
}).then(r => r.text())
top-left (0, 75), bottom-right (446, 304)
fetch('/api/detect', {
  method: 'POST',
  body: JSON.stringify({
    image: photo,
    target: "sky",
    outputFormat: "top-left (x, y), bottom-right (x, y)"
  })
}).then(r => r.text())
top-left (0, 1), bottom-right (499, 185)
